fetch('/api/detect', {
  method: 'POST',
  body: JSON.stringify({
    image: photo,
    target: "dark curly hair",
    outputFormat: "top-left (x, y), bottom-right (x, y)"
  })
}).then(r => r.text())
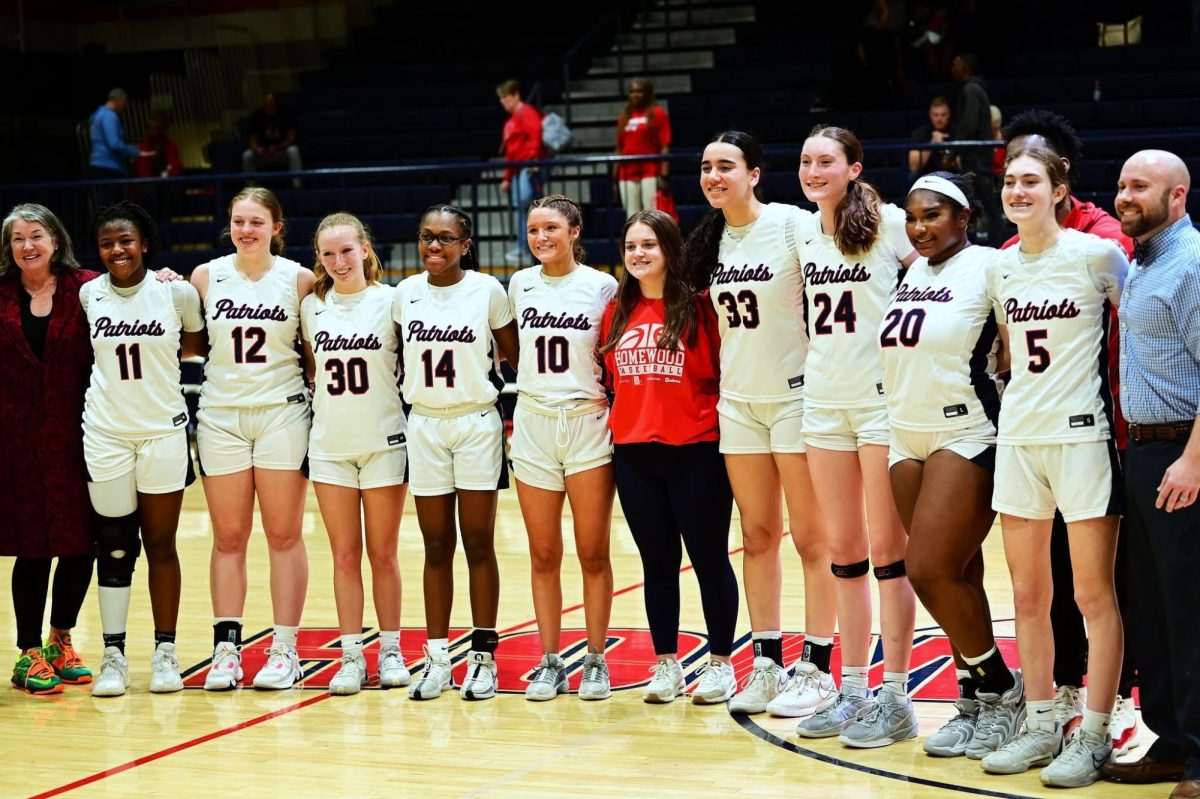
top-left (93, 201), bottom-right (159, 267)
top-left (1002, 109), bottom-right (1083, 188)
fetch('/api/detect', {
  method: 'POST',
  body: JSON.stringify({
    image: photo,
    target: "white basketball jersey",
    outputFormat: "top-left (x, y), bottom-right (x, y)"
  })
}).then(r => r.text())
top-left (81, 273), bottom-right (203, 438)
top-left (393, 270), bottom-right (514, 411)
top-left (302, 284), bottom-right (406, 459)
top-left (986, 228), bottom-right (1127, 444)
top-left (881, 245), bottom-right (1000, 431)
top-left (710, 202), bottom-right (813, 402)
top-left (803, 203), bottom-right (914, 408)
top-left (509, 264), bottom-right (617, 407)
top-left (200, 254), bottom-right (307, 409)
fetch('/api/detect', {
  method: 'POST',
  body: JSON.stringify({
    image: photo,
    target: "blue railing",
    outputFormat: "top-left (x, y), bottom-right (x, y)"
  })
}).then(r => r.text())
top-left (2, 129), bottom-right (1192, 281)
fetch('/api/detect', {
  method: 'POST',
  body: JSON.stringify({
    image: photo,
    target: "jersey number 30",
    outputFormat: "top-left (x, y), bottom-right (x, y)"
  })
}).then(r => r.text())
top-left (325, 357), bottom-right (369, 395)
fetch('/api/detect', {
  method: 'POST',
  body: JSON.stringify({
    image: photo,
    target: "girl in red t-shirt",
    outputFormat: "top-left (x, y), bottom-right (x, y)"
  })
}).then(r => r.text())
top-left (614, 80), bottom-right (672, 218)
top-left (600, 210), bottom-right (738, 705)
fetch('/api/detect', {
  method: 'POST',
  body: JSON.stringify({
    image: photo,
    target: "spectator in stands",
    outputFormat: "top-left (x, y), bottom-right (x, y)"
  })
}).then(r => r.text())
top-left (88, 88), bottom-right (154, 180)
top-left (950, 52), bottom-right (1004, 244)
top-left (241, 92), bottom-right (302, 185)
top-left (999, 107), bottom-right (1141, 758)
top-left (496, 79), bottom-right (543, 264)
top-left (135, 113), bottom-right (183, 179)
top-left (614, 79), bottom-right (672, 218)
top-left (990, 105), bottom-right (1005, 177)
top-left (906, 97), bottom-right (953, 183)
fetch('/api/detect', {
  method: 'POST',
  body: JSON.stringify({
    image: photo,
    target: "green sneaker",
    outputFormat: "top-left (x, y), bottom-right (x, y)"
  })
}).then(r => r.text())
top-left (12, 649), bottom-right (65, 695)
top-left (44, 633), bottom-right (93, 684)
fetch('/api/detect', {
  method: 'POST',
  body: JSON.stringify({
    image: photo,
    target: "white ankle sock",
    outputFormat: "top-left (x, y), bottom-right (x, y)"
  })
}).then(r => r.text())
top-left (427, 638), bottom-right (449, 657)
top-left (1027, 699), bottom-right (1058, 731)
top-left (1081, 708), bottom-right (1111, 738)
top-left (841, 665), bottom-right (869, 693)
top-left (378, 631), bottom-right (400, 651)
top-left (340, 635), bottom-right (363, 658)
top-left (273, 625), bottom-right (298, 649)
top-left (881, 671), bottom-right (908, 697)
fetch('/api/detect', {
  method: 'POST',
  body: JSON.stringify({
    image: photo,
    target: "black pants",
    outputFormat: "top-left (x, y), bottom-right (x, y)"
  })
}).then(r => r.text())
top-left (1049, 457), bottom-right (1136, 694)
top-left (613, 441), bottom-right (738, 657)
top-left (1123, 439), bottom-right (1200, 778)
top-left (11, 555), bottom-right (94, 651)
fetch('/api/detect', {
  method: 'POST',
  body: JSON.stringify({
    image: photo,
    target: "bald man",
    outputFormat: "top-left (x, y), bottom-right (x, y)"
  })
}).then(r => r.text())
top-left (1106, 149), bottom-right (1200, 799)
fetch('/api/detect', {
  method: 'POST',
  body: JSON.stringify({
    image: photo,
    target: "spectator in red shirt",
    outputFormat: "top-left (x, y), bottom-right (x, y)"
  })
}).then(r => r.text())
top-left (614, 79), bottom-right (672, 218)
top-left (134, 113), bottom-right (183, 179)
top-left (600, 209), bottom-right (739, 704)
top-left (1000, 108), bottom-right (1140, 755)
top-left (496, 79), bottom-right (544, 264)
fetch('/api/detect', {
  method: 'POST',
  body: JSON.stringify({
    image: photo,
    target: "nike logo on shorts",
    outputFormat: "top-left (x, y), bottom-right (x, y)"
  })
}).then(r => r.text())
top-left (410, 298), bottom-right (421, 303)
top-left (523, 286), bottom-right (535, 292)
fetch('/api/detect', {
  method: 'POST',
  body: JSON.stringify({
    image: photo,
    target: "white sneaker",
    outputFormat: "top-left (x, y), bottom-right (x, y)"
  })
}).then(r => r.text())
top-left (204, 641), bottom-right (242, 691)
top-left (459, 650), bottom-right (497, 701)
top-left (691, 659), bottom-right (737, 705)
top-left (408, 645), bottom-right (453, 700)
top-left (578, 652), bottom-right (611, 701)
top-left (1040, 730), bottom-right (1112, 787)
top-left (1110, 695), bottom-right (1141, 755)
top-left (1055, 683), bottom-right (1084, 737)
top-left (91, 647), bottom-right (130, 697)
top-left (252, 643), bottom-right (302, 689)
top-left (728, 656), bottom-right (787, 714)
top-left (378, 646), bottom-right (411, 688)
top-left (643, 659), bottom-right (684, 704)
top-left (766, 661), bottom-right (838, 718)
top-left (980, 722), bottom-right (1062, 774)
top-left (923, 698), bottom-right (978, 757)
top-left (328, 653), bottom-right (367, 695)
top-left (525, 653), bottom-right (568, 701)
top-left (149, 642), bottom-right (184, 693)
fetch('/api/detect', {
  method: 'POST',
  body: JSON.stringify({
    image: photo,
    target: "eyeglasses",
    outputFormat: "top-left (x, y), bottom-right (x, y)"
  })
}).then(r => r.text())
top-left (418, 233), bottom-right (466, 246)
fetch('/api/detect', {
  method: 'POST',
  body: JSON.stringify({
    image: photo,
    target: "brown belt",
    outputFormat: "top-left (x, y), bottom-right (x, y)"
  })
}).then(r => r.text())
top-left (1128, 421), bottom-right (1194, 442)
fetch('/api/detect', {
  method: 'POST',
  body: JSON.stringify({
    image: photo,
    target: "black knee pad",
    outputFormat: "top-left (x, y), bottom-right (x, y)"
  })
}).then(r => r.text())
top-left (95, 512), bottom-right (141, 588)
top-left (831, 558), bottom-right (870, 579)
top-left (873, 559), bottom-right (907, 581)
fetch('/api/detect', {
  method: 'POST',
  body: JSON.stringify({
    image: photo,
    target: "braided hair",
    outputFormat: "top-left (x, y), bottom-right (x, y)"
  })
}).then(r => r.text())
top-left (420, 204), bottom-right (479, 271)
top-left (93, 201), bottom-right (159, 267)
top-left (527, 194), bottom-right (587, 263)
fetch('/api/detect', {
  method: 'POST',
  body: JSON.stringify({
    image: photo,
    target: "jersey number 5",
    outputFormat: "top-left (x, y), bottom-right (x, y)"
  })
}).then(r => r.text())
top-left (232, 326), bottom-right (268, 364)
top-left (421, 349), bottom-right (457, 387)
top-left (1025, 329), bottom-right (1051, 374)
top-left (812, 291), bottom-right (857, 335)
top-left (717, 290), bottom-right (760, 329)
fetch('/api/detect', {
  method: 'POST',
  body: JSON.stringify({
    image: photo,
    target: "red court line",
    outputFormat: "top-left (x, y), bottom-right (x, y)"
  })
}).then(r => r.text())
top-left (29, 693), bottom-right (332, 799)
top-left (36, 544), bottom-right (746, 798)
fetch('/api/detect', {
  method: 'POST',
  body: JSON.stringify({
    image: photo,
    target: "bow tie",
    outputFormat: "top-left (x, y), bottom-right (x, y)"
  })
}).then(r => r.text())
top-left (1133, 240), bottom-right (1151, 264)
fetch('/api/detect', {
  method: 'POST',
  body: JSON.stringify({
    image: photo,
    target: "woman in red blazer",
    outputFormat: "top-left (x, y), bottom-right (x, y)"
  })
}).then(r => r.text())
top-left (0, 203), bottom-right (99, 695)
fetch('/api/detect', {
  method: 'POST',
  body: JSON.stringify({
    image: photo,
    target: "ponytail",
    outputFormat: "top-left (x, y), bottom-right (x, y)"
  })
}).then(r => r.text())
top-left (834, 179), bottom-right (884, 256)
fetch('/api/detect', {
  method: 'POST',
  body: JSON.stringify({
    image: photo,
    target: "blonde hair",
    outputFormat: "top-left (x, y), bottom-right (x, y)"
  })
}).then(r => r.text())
top-left (311, 212), bottom-right (382, 300)
top-left (224, 186), bottom-right (286, 255)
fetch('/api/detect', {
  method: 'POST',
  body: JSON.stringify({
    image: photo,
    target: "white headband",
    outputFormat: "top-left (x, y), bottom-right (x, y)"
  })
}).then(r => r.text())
top-left (908, 175), bottom-right (970, 209)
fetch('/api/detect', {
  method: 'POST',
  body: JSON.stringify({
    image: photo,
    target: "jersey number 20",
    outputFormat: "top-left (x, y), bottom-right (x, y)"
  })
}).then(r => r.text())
top-left (879, 308), bottom-right (926, 347)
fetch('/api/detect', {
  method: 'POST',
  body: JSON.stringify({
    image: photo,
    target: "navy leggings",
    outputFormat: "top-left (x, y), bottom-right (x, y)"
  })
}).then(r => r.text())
top-left (613, 441), bottom-right (738, 657)
top-left (12, 555), bottom-right (94, 651)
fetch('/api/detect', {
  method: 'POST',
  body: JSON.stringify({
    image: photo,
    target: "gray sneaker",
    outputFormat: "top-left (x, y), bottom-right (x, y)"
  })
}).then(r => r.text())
top-left (967, 669), bottom-right (1026, 760)
top-left (923, 698), bottom-right (978, 757)
top-left (980, 721), bottom-right (1062, 774)
top-left (796, 688), bottom-right (871, 738)
top-left (578, 652), bottom-right (611, 701)
top-left (839, 690), bottom-right (918, 748)
top-left (524, 653), bottom-right (568, 701)
top-left (1040, 730), bottom-right (1112, 788)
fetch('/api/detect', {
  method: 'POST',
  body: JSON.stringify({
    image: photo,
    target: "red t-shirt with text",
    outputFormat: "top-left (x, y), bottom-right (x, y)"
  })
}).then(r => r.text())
top-left (601, 294), bottom-right (720, 445)
top-left (616, 107), bottom-right (672, 181)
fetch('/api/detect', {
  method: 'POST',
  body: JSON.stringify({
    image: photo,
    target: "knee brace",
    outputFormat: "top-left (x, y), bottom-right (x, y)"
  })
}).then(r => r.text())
top-left (873, 559), bottom-right (907, 581)
top-left (831, 558), bottom-right (870, 579)
top-left (95, 512), bottom-right (141, 588)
